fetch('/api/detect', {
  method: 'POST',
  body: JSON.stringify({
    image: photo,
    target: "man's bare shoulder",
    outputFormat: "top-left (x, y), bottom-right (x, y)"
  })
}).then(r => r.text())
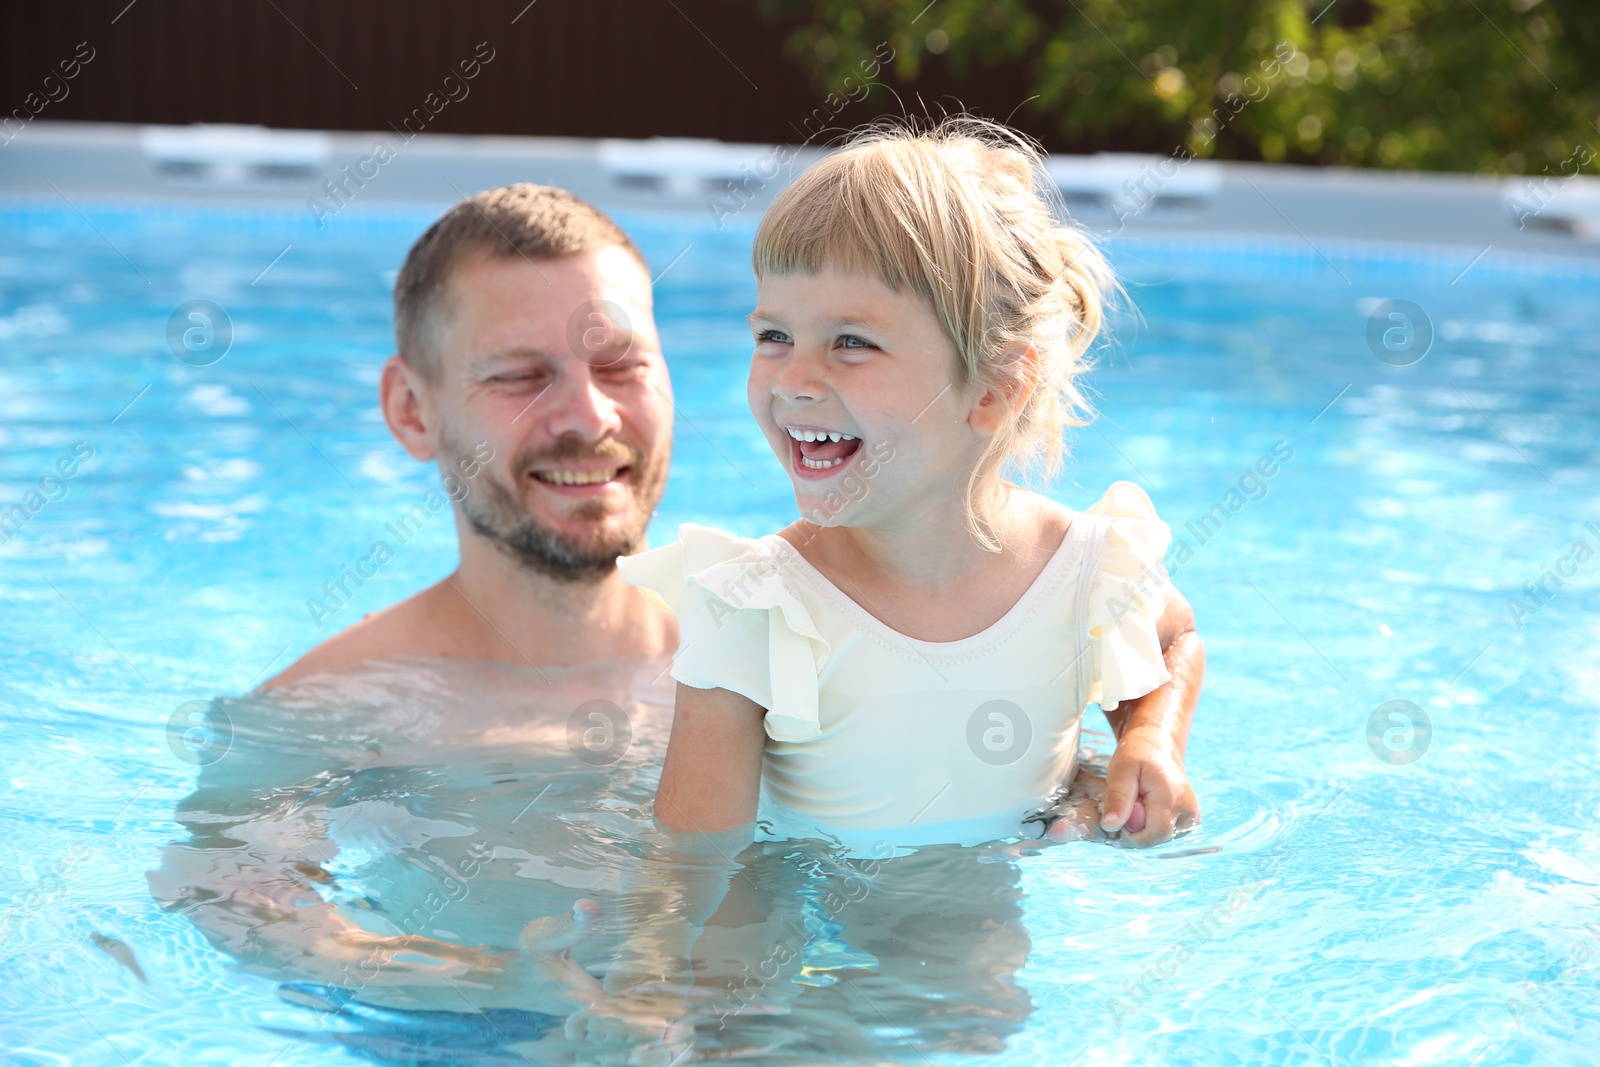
top-left (261, 580), bottom-right (462, 691)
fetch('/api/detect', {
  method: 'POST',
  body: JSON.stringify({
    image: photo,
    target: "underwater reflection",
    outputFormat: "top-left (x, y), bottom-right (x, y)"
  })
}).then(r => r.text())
top-left (150, 657), bottom-right (1063, 1063)
top-left (661, 840), bottom-right (1036, 1063)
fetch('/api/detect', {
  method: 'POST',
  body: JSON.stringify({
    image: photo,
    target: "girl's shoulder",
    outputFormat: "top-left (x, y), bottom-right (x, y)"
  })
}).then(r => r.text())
top-left (1011, 481), bottom-right (1175, 606)
top-left (615, 522), bottom-right (827, 741)
top-left (1013, 480), bottom-right (1170, 550)
top-left (1073, 481), bottom-right (1179, 711)
top-left (617, 523), bottom-right (789, 601)
top-left (1002, 487), bottom-right (1074, 561)
top-left (1077, 482), bottom-right (1175, 588)
top-left (1013, 480), bottom-right (1166, 527)
top-left (1081, 480), bottom-right (1166, 523)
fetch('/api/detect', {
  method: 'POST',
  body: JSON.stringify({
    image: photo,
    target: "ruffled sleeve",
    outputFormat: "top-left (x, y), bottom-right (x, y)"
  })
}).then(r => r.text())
top-left (616, 524), bottom-right (829, 742)
top-left (1083, 482), bottom-right (1177, 710)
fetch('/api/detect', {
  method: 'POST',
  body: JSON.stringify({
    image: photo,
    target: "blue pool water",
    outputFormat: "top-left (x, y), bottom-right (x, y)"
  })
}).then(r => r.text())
top-left (2, 194), bottom-right (1599, 1066)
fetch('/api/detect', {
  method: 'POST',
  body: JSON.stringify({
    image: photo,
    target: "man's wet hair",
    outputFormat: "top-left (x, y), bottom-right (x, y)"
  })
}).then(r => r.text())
top-left (393, 183), bottom-right (647, 379)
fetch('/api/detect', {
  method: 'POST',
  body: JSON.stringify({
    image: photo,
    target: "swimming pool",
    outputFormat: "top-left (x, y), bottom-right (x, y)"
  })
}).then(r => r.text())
top-left (2, 194), bottom-right (1598, 1066)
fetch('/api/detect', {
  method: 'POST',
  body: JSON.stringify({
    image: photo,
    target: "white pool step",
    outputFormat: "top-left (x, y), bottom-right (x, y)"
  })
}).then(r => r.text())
top-left (138, 124), bottom-right (332, 185)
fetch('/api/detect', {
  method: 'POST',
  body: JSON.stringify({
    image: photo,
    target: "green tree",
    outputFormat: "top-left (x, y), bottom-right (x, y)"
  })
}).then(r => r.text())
top-left (761, 0), bottom-right (1600, 175)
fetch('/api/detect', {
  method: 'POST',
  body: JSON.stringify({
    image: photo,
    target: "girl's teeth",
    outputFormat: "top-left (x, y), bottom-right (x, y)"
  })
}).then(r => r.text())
top-left (786, 429), bottom-right (858, 442)
top-left (799, 455), bottom-right (846, 469)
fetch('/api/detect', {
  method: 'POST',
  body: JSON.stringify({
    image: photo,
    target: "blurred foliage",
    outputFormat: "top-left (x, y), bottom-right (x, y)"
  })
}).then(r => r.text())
top-left (758, 0), bottom-right (1600, 175)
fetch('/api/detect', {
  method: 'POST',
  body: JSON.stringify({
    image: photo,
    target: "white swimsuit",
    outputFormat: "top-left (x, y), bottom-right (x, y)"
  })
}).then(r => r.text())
top-left (617, 481), bottom-right (1177, 850)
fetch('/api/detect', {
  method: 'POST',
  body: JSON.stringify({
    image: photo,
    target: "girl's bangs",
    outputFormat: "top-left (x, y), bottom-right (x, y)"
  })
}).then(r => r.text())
top-left (751, 156), bottom-right (938, 300)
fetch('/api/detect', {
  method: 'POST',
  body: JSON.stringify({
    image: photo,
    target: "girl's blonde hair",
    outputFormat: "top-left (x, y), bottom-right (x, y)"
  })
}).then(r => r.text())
top-left (753, 116), bottom-right (1116, 548)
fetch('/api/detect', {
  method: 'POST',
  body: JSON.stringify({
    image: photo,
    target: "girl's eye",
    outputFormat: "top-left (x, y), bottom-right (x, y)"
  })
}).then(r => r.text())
top-left (755, 329), bottom-right (791, 345)
top-left (837, 334), bottom-right (874, 350)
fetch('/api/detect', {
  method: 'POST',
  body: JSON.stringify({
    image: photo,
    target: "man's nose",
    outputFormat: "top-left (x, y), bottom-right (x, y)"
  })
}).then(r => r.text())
top-left (544, 370), bottom-right (622, 442)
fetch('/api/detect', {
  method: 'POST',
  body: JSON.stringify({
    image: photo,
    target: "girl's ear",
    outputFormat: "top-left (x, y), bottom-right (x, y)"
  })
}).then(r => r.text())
top-left (966, 345), bottom-right (1037, 436)
top-left (967, 385), bottom-right (1009, 436)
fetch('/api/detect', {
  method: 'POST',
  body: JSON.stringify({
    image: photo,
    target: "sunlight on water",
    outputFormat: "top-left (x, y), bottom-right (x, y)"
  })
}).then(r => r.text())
top-left (2, 201), bottom-right (1598, 1065)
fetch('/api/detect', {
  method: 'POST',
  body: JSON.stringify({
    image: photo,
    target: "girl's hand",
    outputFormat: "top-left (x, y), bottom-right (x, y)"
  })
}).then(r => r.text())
top-left (1097, 727), bottom-right (1199, 847)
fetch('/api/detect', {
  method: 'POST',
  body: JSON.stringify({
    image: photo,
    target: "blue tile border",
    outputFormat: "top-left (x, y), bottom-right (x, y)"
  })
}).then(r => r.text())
top-left (3, 196), bottom-right (1597, 284)
top-left (1104, 232), bottom-right (1600, 284)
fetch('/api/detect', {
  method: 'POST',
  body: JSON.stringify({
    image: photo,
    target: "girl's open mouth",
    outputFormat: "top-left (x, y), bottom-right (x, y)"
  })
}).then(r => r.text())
top-left (786, 427), bottom-right (862, 480)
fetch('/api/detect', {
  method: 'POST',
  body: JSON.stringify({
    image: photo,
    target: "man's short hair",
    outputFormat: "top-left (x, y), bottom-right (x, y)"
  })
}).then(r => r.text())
top-left (393, 183), bottom-right (647, 379)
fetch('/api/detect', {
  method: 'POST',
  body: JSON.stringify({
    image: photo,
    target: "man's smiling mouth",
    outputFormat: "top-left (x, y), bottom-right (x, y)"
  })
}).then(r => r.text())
top-left (531, 467), bottom-right (625, 486)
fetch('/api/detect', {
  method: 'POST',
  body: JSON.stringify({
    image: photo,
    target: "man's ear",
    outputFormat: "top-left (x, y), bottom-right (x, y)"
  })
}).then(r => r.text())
top-left (966, 346), bottom-right (1037, 436)
top-left (380, 354), bottom-right (437, 461)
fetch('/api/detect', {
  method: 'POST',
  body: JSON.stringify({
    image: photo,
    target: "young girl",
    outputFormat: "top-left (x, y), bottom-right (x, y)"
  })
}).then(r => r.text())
top-left (618, 117), bottom-right (1200, 851)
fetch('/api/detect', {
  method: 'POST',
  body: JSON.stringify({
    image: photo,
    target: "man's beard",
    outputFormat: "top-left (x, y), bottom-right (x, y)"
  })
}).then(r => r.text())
top-left (442, 431), bottom-right (667, 584)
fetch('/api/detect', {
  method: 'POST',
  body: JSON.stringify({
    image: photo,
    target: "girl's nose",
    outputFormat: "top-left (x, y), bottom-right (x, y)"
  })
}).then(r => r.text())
top-left (773, 346), bottom-right (825, 404)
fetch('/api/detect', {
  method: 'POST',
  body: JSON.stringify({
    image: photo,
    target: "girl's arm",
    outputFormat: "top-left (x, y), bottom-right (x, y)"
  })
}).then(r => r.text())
top-left (654, 682), bottom-right (769, 833)
top-left (1096, 592), bottom-right (1204, 845)
top-left (1101, 591), bottom-right (1200, 755)
top-left (567, 684), bottom-right (775, 1054)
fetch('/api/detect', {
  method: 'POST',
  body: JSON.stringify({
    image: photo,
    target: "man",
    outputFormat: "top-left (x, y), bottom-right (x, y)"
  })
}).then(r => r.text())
top-left (267, 184), bottom-right (677, 686)
top-left (153, 187), bottom-right (690, 1038)
top-left (265, 182), bottom-right (1201, 845)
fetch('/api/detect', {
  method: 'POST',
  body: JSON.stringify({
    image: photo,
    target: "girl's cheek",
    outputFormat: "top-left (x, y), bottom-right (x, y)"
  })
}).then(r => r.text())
top-left (745, 364), bottom-right (769, 418)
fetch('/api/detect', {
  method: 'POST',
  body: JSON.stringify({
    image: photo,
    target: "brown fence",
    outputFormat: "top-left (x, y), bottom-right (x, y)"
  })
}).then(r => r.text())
top-left (1, 0), bottom-right (1063, 149)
